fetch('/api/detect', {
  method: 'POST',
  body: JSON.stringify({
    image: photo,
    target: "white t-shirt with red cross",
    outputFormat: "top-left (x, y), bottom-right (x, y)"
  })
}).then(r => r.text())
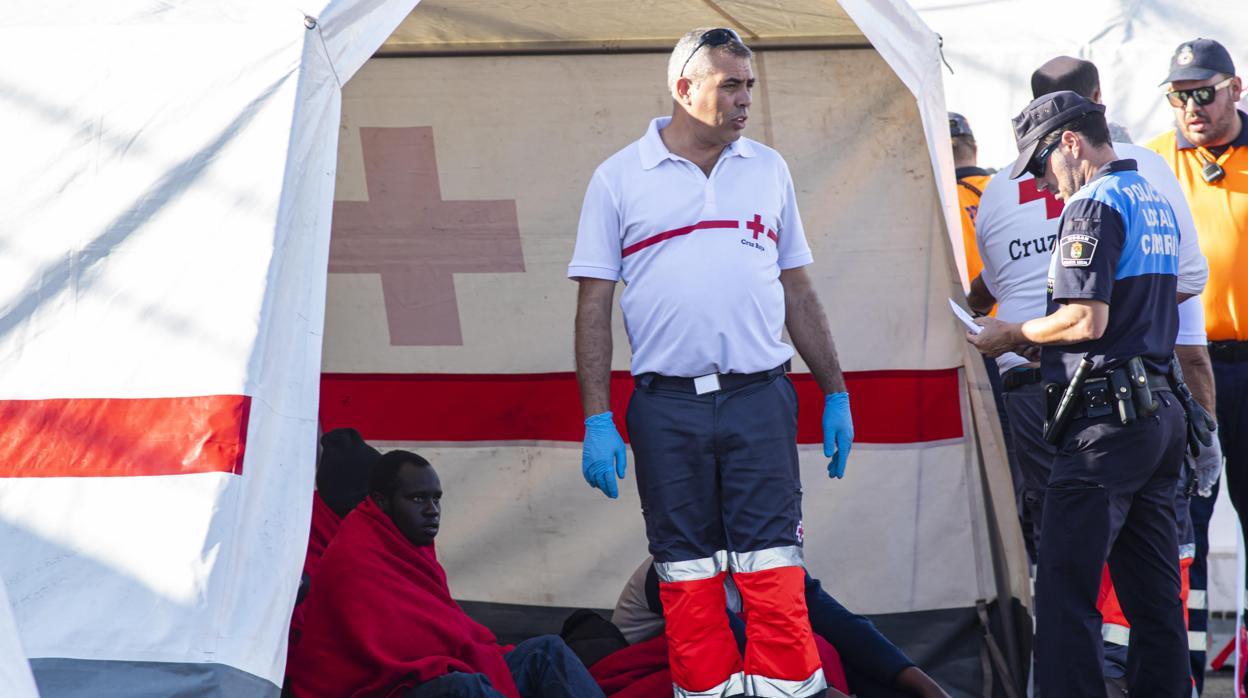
top-left (568, 116), bottom-right (813, 377)
top-left (976, 142), bottom-right (1208, 374)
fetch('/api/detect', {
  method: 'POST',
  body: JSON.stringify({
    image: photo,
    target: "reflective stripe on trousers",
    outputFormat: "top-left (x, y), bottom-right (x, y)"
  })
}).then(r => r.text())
top-left (1103, 623), bottom-right (1206, 652)
top-left (744, 668), bottom-right (827, 698)
top-left (656, 551), bottom-right (728, 583)
top-left (672, 671), bottom-right (745, 698)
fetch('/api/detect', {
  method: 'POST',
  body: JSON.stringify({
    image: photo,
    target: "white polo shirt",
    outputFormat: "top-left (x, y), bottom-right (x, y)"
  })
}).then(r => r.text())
top-left (569, 116), bottom-right (812, 377)
top-left (976, 142), bottom-right (1209, 374)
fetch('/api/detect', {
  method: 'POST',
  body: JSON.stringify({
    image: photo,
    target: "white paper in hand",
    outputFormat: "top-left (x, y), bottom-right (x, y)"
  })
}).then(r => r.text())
top-left (949, 298), bottom-right (983, 334)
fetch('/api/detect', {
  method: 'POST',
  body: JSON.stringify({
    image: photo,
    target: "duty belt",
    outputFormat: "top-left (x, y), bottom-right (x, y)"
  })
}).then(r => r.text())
top-left (1209, 340), bottom-right (1248, 363)
top-left (1001, 367), bottom-right (1042, 392)
top-left (1043, 356), bottom-right (1170, 443)
top-left (636, 364), bottom-right (787, 394)
top-left (1062, 372), bottom-right (1171, 420)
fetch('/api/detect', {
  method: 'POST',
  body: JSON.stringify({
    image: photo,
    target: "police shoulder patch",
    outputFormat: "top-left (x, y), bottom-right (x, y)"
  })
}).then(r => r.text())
top-left (1060, 233), bottom-right (1097, 267)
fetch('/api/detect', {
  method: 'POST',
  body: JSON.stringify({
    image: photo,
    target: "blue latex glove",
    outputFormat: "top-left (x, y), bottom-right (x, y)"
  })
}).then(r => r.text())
top-left (823, 393), bottom-right (854, 479)
top-left (582, 411), bottom-right (627, 498)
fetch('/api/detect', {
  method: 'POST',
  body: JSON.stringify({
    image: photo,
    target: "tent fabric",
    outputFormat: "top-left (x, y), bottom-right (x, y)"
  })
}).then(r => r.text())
top-left (0, 1), bottom-right (415, 694)
top-left (378, 0), bottom-right (867, 54)
top-left (0, 578), bottom-right (37, 698)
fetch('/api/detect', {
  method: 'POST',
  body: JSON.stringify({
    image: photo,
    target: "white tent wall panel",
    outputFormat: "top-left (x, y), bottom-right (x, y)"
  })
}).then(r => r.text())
top-left (0, 576), bottom-right (37, 698)
top-left (0, 1), bottom-right (416, 692)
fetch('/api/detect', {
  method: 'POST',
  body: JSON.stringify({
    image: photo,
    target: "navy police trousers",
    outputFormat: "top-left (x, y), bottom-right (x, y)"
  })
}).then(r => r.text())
top-left (1035, 390), bottom-right (1189, 697)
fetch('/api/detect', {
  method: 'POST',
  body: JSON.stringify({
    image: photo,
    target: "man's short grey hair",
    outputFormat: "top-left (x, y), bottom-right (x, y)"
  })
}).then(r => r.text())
top-left (666, 27), bottom-right (753, 97)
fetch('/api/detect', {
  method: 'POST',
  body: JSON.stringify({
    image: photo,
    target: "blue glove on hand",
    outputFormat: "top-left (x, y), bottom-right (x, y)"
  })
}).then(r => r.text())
top-left (823, 392), bottom-right (854, 479)
top-left (582, 411), bottom-right (627, 498)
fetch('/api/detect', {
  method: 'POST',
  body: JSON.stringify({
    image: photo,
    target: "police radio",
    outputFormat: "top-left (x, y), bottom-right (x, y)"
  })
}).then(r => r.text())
top-left (1197, 151), bottom-right (1225, 184)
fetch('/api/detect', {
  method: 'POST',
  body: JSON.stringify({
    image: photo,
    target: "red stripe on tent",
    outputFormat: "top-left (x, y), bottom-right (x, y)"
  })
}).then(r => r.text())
top-left (621, 220), bottom-right (740, 257)
top-left (0, 395), bottom-right (251, 477)
top-left (319, 370), bottom-right (962, 445)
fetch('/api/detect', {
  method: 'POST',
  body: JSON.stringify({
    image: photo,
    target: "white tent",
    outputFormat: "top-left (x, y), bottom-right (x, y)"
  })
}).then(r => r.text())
top-left (0, 1), bottom-right (1027, 696)
top-left (0, 1), bottom-right (414, 694)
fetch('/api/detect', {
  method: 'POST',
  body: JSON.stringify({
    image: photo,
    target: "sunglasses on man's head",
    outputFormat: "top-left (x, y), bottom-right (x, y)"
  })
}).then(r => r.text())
top-left (1027, 139), bottom-right (1062, 179)
top-left (1165, 77), bottom-right (1235, 108)
top-left (680, 27), bottom-right (744, 78)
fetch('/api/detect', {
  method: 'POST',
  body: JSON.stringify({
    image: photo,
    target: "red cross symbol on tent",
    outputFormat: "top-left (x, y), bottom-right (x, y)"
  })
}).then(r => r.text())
top-left (329, 127), bottom-right (525, 346)
top-left (745, 213), bottom-right (778, 243)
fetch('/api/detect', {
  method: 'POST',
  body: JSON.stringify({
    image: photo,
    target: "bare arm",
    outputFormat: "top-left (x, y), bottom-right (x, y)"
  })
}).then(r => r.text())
top-left (969, 300), bottom-right (1108, 357)
top-left (966, 273), bottom-right (996, 316)
top-left (1176, 343), bottom-right (1217, 416)
top-left (781, 267), bottom-right (846, 394)
top-left (575, 278), bottom-right (616, 417)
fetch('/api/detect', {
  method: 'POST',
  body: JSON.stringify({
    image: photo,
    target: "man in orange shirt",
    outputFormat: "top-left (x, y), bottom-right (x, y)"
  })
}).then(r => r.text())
top-left (1146, 38), bottom-right (1246, 665)
top-left (951, 112), bottom-right (993, 287)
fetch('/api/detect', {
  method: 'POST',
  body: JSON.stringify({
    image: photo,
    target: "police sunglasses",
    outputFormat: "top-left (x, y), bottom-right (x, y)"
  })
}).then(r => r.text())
top-left (1027, 138), bottom-right (1062, 179)
top-left (679, 28), bottom-right (744, 77)
top-left (1165, 77), bottom-right (1235, 107)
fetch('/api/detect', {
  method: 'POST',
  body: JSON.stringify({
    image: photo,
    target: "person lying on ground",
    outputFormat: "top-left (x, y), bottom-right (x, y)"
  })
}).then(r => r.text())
top-left (610, 557), bottom-right (951, 698)
top-left (286, 450), bottom-right (605, 698)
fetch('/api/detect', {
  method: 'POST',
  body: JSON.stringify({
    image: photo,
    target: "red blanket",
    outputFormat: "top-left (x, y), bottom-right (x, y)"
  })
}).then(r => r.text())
top-left (288, 491), bottom-right (344, 672)
top-left (303, 491), bottom-right (342, 579)
top-left (287, 498), bottom-right (519, 698)
top-left (590, 634), bottom-right (849, 697)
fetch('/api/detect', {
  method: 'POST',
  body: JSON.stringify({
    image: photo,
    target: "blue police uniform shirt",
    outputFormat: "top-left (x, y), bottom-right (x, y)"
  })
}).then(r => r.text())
top-left (1041, 159), bottom-right (1180, 383)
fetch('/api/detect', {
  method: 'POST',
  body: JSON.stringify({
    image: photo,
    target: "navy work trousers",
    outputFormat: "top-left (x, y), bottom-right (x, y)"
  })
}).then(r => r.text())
top-left (626, 371), bottom-right (803, 567)
top-left (1035, 391), bottom-right (1189, 697)
top-left (1001, 379), bottom-right (1052, 562)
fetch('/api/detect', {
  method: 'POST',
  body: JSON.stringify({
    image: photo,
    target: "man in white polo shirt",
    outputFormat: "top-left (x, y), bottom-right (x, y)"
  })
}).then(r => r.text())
top-left (569, 27), bottom-right (853, 698)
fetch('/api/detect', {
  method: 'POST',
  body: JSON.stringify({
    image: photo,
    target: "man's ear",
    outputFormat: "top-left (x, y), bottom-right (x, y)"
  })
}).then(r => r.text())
top-left (674, 76), bottom-right (694, 105)
top-left (1063, 129), bottom-right (1081, 159)
top-left (1232, 76), bottom-right (1243, 102)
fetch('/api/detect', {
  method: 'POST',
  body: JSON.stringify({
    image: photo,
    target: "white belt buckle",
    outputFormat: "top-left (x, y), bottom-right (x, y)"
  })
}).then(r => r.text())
top-left (693, 373), bottom-right (721, 395)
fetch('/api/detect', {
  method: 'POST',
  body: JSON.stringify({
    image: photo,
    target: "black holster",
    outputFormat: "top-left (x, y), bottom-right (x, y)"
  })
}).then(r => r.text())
top-left (1169, 354), bottom-right (1215, 456)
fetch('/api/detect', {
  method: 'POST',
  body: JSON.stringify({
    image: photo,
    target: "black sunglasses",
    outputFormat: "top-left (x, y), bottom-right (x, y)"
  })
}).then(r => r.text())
top-left (680, 28), bottom-right (743, 78)
top-left (1165, 77), bottom-right (1234, 108)
top-left (1027, 139), bottom-right (1062, 179)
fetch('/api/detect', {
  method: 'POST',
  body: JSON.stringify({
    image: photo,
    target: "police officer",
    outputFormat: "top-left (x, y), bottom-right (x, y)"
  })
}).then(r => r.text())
top-left (970, 91), bottom-right (1189, 696)
top-left (569, 27), bottom-right (854, 698)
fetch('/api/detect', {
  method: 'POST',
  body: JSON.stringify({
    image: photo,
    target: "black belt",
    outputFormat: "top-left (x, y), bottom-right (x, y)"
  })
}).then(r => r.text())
top-left (1209, 340), bottom-right (1248, 363)
top-left (1069, 372), bottom-right (1171, 420)
top-left (1001, 367), bottom-right (1042, 392)
top-left (636, 364), bottom-right (787, 394)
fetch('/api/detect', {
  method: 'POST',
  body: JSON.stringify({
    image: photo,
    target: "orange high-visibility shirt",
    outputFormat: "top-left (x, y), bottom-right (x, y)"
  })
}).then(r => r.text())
top-left (1145, 113), bottom-right (1248, 341)
top-left (956, 169), bottom-right (992, 285)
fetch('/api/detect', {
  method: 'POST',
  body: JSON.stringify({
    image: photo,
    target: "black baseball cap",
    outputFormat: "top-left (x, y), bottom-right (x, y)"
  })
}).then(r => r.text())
top-left (1161, 38), bottom-right (1236, 85)
top-left (948, 112), bottom-right (973, 138)
top-left (1008, 90), bottom-right (1105, 179)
